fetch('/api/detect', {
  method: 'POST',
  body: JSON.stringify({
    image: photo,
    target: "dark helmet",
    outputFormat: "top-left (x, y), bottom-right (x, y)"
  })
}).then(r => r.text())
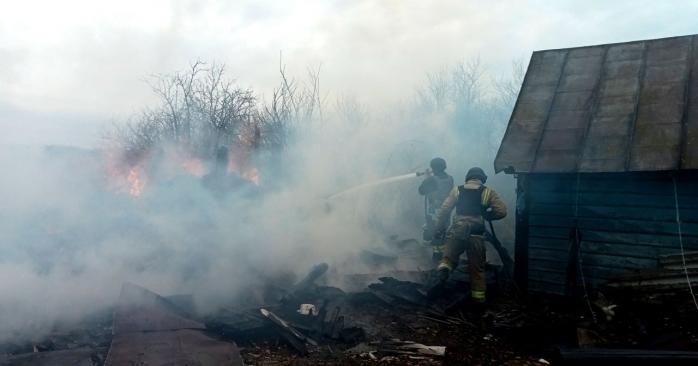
top-left (465, 167), bottom-right (487, 183)
top-left (429, 157), bottom-right (447, 173)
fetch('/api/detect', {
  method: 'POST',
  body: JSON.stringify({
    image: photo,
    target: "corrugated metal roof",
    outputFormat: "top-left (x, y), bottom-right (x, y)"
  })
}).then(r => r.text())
top-left (495, 34), bottom-right (698, 173)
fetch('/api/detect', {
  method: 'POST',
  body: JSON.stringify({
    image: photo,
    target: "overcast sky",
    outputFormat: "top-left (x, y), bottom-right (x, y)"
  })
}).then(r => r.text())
top-left (2, 0), bottom-right (698, 146)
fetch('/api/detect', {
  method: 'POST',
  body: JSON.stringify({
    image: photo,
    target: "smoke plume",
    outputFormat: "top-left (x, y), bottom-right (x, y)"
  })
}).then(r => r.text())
top-left (0, 59), bottom-right (519, 343)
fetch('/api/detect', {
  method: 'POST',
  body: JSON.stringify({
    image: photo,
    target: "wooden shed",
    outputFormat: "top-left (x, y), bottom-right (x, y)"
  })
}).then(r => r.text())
top-left (494, 34), bottom-right (698, 295)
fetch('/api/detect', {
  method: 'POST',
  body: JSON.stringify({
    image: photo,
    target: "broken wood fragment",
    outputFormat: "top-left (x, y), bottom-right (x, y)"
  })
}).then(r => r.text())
top-left (259, 308), bottom-right (317, 355)
top-left (374, 339), bottom-right (446, 358)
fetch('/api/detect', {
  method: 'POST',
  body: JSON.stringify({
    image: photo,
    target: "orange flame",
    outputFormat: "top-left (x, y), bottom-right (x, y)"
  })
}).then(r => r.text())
top-left (241, 167), bottom-right (260, 185)
top-left (126, 165), bottom-right (147, 197)
top-left (104, 147), bottom-right (149, 198)
top-left (104, 144), bottom-right (259, 197)
top-left (181, 158), bottom-right (206, 177)
top-left (227, 150), bottom-right (260, 186)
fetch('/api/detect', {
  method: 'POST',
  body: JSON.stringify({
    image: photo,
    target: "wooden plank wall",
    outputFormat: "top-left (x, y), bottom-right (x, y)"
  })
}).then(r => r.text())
top-left (524, 171), bottom-right (698, 294)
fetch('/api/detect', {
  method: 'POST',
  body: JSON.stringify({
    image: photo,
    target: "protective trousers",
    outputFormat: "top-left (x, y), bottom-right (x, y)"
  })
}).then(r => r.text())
top-left (425, 214), bottom-right (445, 263)
top-left (438, 217), bottom-right (487, 302)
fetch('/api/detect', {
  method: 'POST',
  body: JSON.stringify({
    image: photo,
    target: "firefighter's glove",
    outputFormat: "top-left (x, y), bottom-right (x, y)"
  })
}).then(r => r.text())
top-left (483, 207), bottom-right (494, 221)
top-left (419, 176), bottom-right (438, 195)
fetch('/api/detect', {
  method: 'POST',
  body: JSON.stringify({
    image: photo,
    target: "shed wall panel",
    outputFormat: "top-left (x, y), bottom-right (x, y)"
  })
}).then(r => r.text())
top-left (523, 171), bottom-right (698, 294)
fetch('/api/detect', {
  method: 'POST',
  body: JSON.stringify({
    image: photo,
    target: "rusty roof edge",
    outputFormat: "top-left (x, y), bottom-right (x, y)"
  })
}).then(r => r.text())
top-left (494, 51), bottom-right (535, 175)
top-left (530, 33), bottom-right (697, 55)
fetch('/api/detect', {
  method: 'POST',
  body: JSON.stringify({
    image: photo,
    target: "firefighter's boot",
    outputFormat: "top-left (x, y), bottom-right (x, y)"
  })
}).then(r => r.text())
top-left (427, 260), bottom-right (453, 300)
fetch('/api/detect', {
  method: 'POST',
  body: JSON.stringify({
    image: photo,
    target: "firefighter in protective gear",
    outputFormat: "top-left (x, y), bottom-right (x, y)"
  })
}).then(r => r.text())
top-left (418, 158), bottom-right (454, 260)
top-left (433, 167), bottom-right (507, 303)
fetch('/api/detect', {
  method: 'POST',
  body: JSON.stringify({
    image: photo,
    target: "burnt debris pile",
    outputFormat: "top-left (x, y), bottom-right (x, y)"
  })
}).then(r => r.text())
top-left (2, 253), bottom-right (698, 365)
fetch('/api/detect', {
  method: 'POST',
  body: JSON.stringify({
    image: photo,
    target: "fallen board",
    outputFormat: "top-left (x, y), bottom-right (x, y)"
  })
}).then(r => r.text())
top-left (104, 329), bottom-right (243, 366)
top-left (0, 347), bottom-right (94, 366)
top-left (113, 282), bottom-right (205, 334)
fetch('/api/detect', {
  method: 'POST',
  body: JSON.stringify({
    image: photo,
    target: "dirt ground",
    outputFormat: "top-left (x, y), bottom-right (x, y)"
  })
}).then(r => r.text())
top-left (235, 284), bottom-right (698, 366)
top-left (237, 292), bottom-right (550, 365)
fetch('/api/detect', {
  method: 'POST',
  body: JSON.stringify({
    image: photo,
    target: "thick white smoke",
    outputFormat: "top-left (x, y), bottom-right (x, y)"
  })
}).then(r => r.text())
top-left (0, 60), bottom-right (519, 344)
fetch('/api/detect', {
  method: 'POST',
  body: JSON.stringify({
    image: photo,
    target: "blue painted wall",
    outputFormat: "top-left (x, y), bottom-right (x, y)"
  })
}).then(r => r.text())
top-left (522, 171), bottom-right (698, 294)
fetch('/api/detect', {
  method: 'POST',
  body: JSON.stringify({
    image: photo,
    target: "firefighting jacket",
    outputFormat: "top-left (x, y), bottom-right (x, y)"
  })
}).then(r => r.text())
top-left (433, 179), bottom-right (507, 231)
top-left (418, 173), bottom-right (455, 214)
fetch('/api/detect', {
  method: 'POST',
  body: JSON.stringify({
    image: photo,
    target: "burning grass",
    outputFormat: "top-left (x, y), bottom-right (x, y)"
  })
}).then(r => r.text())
top-left (104, 144), bottom-right (261, 198)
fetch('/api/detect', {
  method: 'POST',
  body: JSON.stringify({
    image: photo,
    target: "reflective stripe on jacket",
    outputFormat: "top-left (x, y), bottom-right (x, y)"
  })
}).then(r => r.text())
top-left (434, 179), bottom-right (507, 230)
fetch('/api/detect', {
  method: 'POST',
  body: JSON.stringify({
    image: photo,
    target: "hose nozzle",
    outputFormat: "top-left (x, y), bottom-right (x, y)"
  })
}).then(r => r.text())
top-left (416, 168), bottom-right (432, 177)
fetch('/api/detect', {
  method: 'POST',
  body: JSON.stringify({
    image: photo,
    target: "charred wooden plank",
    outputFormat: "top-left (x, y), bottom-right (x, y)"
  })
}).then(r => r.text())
top-left (0, 347), bottom-right (94, 366)
top-left (112, 283), bottom-right (204, 334)
top-left (259, 308), bottom-right (317, 355)
top-left (105, 329), bottom-right (243, 366)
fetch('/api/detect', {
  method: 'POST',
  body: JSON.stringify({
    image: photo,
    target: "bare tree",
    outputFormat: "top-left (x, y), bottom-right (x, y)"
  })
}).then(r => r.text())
top-left (335, 94), bottom-right (368, 126)
top-left (417, 67), bottom-right (450, 112)
top-left (109, 58), bottom-right (325, 170)
top-left (493, 59), bottom-right (526, 109)
top-left (408, 57), bottom-right (527, 162)
top-left (260, 56), bottom-right (325, 150)
top-left (192, 63), bottom-right (257, 153)
top-left (452, 57), bottom-right (485, 107)
top-left (415, 58), bottom-right (487, 113)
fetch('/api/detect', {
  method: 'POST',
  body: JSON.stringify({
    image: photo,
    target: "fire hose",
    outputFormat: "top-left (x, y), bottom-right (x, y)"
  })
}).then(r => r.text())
top-left (485, 220), bottom-right (514, 280)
